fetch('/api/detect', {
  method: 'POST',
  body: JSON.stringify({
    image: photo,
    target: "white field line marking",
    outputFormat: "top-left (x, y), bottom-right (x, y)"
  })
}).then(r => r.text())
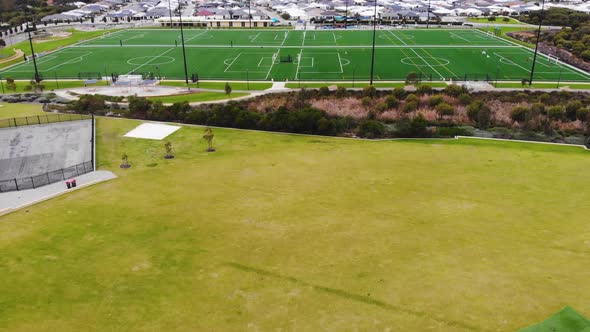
top-left (388, 30), bottom-right (407, 45)
top-left (184, 29), bottom-right (209, 43)
top-left (3, 56), bottom-right (58, 72)
top-left (337, 52), bottom-right (344, 73)
top-left (122, 33), bottom-right (145, 42)
top-left (69, 44), bottom-right (521, 49)
top-left (257, 57), bottom-right (265, 67)
top-left (250, 32), bottom-right (261, 43)
top-left (472, 28), bottom-right (518, 47)
top-left (470, 34), bottom-right (590, 80)
top-left (281, 31), bottom-right (289, 47)
top-left (384, 31), bottom-right (428, 76)
top-left (127, 48), bottom-right (175, 74)
top-left (450, 32), bottom-right (470, 43)
top-left (494, 52), bottom-right (531, 73)
top-left (410, 48), bottom-right (445, 79)
top-left (298, 57), bottom-right (315, 68)
top-left (264, 50), bottom-right (279, 80)
top-left (295, 50), bottom-right (303, 79)
top-left (44, 52), bottom-right (93, 71)
top-left (379, 31), bottom-right (397, 45)
top-left (97, 30), bottom-right (127, 42)
top-left (333, 31), bottom-right (337, 44)
top-left (224, 52), bottom-right (243, 72)
top-left (302, 31), bottom-right (306, 47)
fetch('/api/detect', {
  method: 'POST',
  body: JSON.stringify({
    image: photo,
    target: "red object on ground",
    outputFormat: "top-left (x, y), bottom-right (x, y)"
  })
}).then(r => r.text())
top-left (66, 181), bottom-right (71, 189)
top-left (72, 179), bottom-right (77, 188)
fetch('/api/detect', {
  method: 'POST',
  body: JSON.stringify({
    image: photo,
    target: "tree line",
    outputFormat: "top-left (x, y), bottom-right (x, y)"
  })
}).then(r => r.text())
top-left (67, 85), bottom-right (590, 145)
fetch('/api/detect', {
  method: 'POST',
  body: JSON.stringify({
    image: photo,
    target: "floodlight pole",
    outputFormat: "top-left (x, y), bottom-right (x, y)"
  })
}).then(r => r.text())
top-left (528, 0), bottom-right (545, 86)
top-left (248, 0), bottom-right (252, 29)
top-left (167, 0), bottom-right (173, 28)
top-left (178, 10), bottom-right (190, 85)
top-left (369, 0), bottom-right (378, 85)
top-left (23, 1), bottom-right (40, 82)
top-left (344, 0), bottom-right (348, 29)
top-left (426, 0), bottom-right (431, 29)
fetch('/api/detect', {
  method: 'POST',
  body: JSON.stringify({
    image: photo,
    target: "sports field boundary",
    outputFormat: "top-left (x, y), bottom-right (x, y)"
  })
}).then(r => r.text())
top-left (0, 29), bottom-right (123, 75)
top-left (2, 27), bottom-right (589, 82)
top-left (473, 29), bottom-right (590, 81)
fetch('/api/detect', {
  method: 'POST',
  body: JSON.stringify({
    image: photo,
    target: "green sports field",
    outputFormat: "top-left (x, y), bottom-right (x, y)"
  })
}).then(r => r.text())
top-left (1, 28), bottom-right (589, 82)
top-left (1, 115), bottom-right (590, 331)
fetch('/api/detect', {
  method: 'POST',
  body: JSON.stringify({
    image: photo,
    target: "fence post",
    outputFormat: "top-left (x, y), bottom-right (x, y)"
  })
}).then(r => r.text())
top-left (46, 173), bottom-right (50, 185)
top-left (26, 117), bottom-right (29, 125)
top-left (46, 115), bottom-right (49, 123)
top-left (13, 117), bottom-right (17, 127)
top-left (37, 115), bottom-right (41, 125)
top-left (32, 176), bottom-right (36, 189)
top-left (14, 179), bottom-right (18, 191)
top-left (61, 168), bottom-right (65, 180)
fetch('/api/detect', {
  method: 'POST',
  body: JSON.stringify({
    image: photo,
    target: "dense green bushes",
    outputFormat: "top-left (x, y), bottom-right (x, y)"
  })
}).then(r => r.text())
top-left (67, 84), bottom-right (590, 142)
top-left (520, 8), bottom-right (590, 61)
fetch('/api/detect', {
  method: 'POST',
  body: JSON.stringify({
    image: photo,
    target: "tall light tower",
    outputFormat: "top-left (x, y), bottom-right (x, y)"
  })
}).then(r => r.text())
top-left (369, 0), bottom-right (378, 85)
top-left (344, 0), bottom-right (348, 29)
top-left (426, 0), bottom-right (431, 29)
top-left (24, 1), bottom-right (40, 82)
top-left (248, 0), bottom-right (252, 29)
top-left (177, 7), bottom-right (189, 85)
top-left (167, 0), bottom-right (173, 28)
top-left (528, 0), bottom-right (546, 86)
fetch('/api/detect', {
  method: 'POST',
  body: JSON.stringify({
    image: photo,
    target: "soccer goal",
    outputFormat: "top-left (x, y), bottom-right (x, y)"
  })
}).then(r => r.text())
top-left (280, 55), bottom-right (293, 63)
top-left (546, 54), bottom-right (559, 65)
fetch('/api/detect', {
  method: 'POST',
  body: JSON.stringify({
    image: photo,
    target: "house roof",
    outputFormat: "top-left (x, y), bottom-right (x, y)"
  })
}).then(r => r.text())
top-left (196, 9), bottom-right (215, 16)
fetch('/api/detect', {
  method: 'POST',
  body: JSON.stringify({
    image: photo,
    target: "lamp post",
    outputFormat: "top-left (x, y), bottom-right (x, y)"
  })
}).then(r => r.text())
top-left (177, 7), bottom-right (190, 85)
top-left (426, 0), bottom-right (431, 29)
top-left (369, 0), bottom-right (378, 85)
top-left (248, 0), bottom-right (252, 29)
top-left (344, 0), bottom-right (348, 29)
top-left (167, 0), bottom-right (173, 28)
top-left (24, 1), bottom-right (40, 82)
top-left (528, 0), bottom-right (545, 86)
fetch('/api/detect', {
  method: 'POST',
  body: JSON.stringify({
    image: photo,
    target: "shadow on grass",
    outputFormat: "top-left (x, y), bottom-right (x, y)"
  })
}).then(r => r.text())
top-left (225, 261), bottom-right (491, 332)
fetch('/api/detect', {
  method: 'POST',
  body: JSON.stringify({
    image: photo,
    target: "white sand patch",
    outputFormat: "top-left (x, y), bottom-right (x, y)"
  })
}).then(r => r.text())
top-left (124, 123), bottom-right (180, 140)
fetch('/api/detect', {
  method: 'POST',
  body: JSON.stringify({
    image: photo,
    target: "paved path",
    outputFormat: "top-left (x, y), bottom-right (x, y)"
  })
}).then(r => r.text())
top-left (0, 170), bottom-right (117, 216)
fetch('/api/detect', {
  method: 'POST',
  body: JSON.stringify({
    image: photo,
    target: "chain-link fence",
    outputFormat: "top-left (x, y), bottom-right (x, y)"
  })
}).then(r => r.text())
top-left (0, 161), bottom-right (93, 193)
top-left (0, 114), bottom-right (92, 129)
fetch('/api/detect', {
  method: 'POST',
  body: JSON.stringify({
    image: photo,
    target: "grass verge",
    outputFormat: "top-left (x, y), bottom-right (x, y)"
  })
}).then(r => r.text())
top-left (0, 102), bottom-right (45, 119)
top-left (495, 82), bottom-right (590, 89)
top-left (467, 17), bottom-right (524, 24)
top-left (0, 80), bottom-right (102, 94)
top-left (284, 82), bottom-right (448, 89)
top-left (160, 81), bottom-right (272, 91)
top-left (147, 91), bottom-right (249, 104)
